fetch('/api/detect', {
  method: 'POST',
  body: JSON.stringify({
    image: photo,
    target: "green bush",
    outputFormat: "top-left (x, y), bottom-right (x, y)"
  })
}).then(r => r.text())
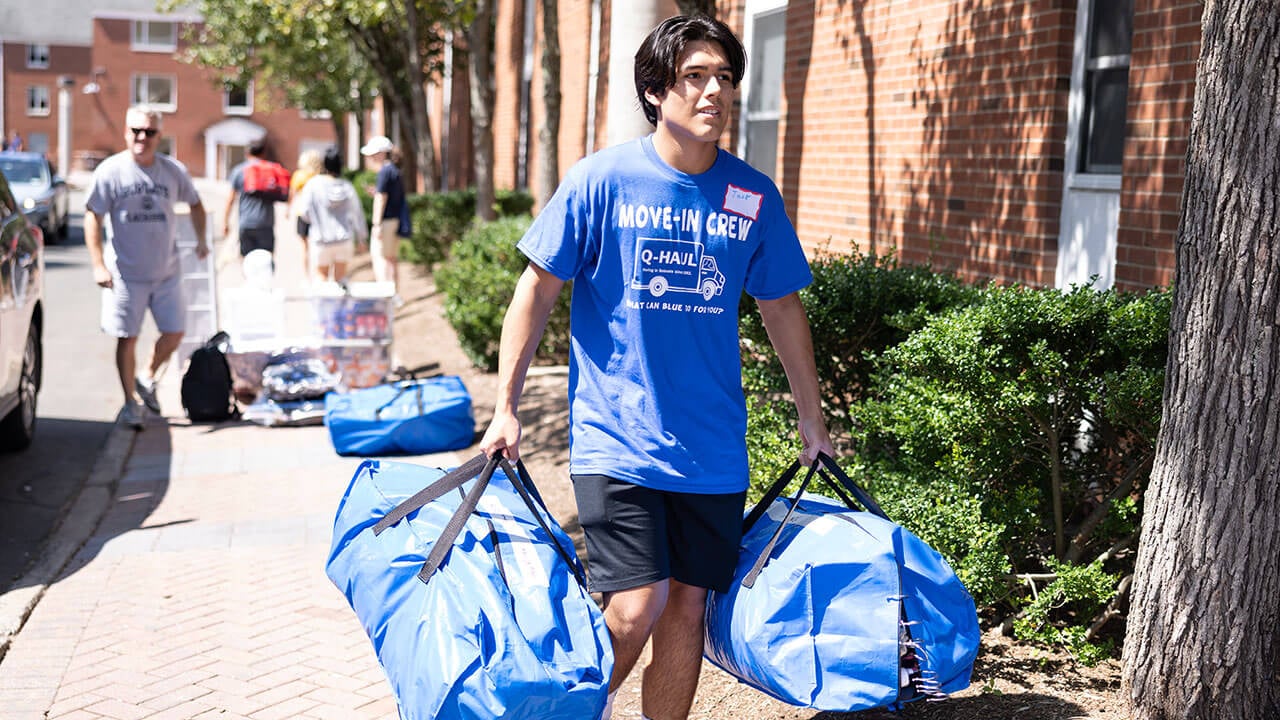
top-left (739, 248), bottom-right (977, 441)
top-left (851, 283), bottom-right (1170, 652)
top-left (434, 215), bottom-right (572, 370)
top-left (401, 188), bottom-right (536, 268)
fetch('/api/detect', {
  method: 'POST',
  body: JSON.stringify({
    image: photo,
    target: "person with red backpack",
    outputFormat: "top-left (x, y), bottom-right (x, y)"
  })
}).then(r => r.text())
top-left (222, 138), bottom-right (289, 260)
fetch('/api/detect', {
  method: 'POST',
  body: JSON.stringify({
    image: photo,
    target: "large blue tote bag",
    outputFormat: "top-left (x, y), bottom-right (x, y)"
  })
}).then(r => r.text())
top-left (704, 453), bottom-right (980, 711)
top-left (324, 375), bottom-right (475, 456)
top-left (326, 453), bottom-right (614, 719)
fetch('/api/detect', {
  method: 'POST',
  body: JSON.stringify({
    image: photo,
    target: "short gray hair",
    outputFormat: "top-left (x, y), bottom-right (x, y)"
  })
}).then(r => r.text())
top-left (125, 105), bottom-right (163, 129)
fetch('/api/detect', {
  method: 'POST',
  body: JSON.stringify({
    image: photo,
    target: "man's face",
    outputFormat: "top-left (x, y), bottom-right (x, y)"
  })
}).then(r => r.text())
top-left (124, 111), bottom-right (160, 162)
top-left (646, 40), bottom-right (735, 145)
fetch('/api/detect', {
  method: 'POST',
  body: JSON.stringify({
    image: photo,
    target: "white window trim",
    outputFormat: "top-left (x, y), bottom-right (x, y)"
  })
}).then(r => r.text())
top-left (738, 0), bottom-right (788, 174)
top-left (27, 44), bottom-right (50, 69)
top-left (1063, 0), bottom-right (1125, 191)
top-left (300, 108), bottom-right (333, 120)
top-left (224, 81), bottom-right (254, 116)
top-left (132, 20), bottom-right (178, 52)
top-left (131, 73), bottom-right (177, 113)
top-left (26, 86), bottom-right (51, 116)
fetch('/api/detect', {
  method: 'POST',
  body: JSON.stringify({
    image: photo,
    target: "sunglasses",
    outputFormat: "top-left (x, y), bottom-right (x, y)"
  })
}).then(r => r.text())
top-left (130, 127), bottom-right (159, 138)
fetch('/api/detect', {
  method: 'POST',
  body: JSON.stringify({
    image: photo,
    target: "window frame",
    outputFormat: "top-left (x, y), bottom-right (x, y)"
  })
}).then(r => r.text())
top-left (1064, 0), bottom-right (1133, 189)
top-left (737, 0), bottom-right (789, 181)
top-left (131, 20), bottom-right (177, 52)
top-left (25, 85), bottom-right (51, 117)
top-left (131, 73), bottom-right (177, 113)
top-left (26, 44), bottom-right (50, 69)
top-left (223, 81), bottom-right (253, 116)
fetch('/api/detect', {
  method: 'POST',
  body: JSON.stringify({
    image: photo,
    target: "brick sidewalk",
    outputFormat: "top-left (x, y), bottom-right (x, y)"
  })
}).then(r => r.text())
top-left (0, 202), bottom-right (460, 719)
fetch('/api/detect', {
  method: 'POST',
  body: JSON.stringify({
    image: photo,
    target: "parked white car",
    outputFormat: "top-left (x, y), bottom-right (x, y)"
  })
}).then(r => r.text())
top-left (0, 169), bottom-right (44, 451)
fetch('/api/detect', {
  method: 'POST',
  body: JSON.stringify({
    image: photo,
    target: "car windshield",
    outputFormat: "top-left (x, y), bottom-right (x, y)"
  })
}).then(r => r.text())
top-left (0, 158), bottom-right (50, 186)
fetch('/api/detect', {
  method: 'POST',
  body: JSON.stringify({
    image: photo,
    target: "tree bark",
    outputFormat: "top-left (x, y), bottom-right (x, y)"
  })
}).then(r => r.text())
top-left (400, 0), bottom-right (439, 192)
top-left (469, 0), bottom-right (496, 221)
top-left (674, 0), bottom-right (714, 17)
top-left (537, 0), bottom-right (561, 208)
top-left (1122, 3), bottom-right (1280, 718)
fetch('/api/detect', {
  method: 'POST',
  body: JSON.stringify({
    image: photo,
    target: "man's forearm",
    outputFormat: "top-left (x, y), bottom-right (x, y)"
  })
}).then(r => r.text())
top-left (84, 211), bottom-right (106, 268)
top-left (756, 293), bottom-right (824, 421)
top-left (494, 264), bottom-right (566, 415)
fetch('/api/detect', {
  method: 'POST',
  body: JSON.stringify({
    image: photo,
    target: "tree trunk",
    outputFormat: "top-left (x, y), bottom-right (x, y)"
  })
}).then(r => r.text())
top-left (401, 0), bottom-right (438, 192)
top-left (1122, 3), bottom-right (1280, 719)
top-left (469, 0), bottom-right (496, 221)
top-left (537, 0), bottom-right (561, 208)
top-left (674, 0), bottom-right (714, 17)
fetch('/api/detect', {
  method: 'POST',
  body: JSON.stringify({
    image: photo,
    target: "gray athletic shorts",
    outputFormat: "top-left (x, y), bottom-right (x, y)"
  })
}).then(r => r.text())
top-left (101, 272), bottom-right (186, 338)
top-left (571, 474), bottom-right (746, 594)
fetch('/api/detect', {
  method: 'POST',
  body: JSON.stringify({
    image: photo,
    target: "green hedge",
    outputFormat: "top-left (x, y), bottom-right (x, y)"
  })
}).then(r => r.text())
top-left (401, 189), bottom-right (535, 268)
top-left (434, 215), bottom-right (572, 370)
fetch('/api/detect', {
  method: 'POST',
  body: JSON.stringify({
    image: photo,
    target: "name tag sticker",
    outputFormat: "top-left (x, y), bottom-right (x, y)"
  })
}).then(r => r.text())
top-left (723, 185), bottom-right (763, 221)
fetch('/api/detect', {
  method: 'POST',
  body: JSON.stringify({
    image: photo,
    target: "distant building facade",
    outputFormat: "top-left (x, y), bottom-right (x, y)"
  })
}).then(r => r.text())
top-left (433, 0), bottom-right (1197, 292)
top-left (0, 2), bottom-right (337, 179)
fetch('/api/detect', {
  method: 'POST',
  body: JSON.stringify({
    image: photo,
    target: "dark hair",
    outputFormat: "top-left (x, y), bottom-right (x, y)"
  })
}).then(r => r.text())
top-left (323, 146), bottom-right (342, 175)
top-left (633, 15), bottom-right (746, 126)
top-left (248, 138), bottom-right (268, 157)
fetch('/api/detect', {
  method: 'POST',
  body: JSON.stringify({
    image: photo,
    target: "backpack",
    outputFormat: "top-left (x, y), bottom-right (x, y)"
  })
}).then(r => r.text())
top-left (242, 159), bottom-right (291, 202)
top-left (182, 331), bottom-right (239, 422)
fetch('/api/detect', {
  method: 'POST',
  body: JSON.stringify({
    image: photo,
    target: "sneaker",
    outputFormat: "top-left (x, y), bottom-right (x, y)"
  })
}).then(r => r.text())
top-left (135, 376), bottom-right (161, 414)
top-left (120, 401), bottom-right (145, 431)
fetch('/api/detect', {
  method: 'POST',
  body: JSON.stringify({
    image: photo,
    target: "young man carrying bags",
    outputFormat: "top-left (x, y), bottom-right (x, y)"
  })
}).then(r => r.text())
top-left (480, 15), bottom-right (834, 720)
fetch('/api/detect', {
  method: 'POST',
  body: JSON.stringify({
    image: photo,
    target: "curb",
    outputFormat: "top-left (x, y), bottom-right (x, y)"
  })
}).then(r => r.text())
top-left (0, 422), bottom-right (135, 661)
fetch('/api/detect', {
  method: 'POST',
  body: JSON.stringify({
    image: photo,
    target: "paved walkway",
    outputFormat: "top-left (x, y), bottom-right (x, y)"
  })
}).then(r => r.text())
top-left (0, 197), bottom-right (459, 719)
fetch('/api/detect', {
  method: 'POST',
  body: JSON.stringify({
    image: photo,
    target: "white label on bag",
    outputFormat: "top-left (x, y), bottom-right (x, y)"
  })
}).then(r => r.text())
top-left (477, 495), bottom-right (549, 589)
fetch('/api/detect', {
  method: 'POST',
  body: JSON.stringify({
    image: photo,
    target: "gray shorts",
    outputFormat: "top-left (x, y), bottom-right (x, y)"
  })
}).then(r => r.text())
top-left (101, 272), bottom-right (186, 338)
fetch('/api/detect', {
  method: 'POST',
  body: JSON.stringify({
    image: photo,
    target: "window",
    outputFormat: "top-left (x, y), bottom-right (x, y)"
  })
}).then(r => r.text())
top-left (224, 81), bottom-right (252, 115)
top-left (132, 20), bottom-right (177, 51)
top-left (740, 4), bottom-right (786, 181)
top-left (132, 74), bottom-right (176, 112)
top-left (156, 136), bottom-right (174, 158)
top-left (26, 86), bottom-right (50, 116)
top-left (299, 108), bottom-right (333, 120)
top-left (1078, 0), bottom-right (1134, 174)
top-left (26, 44), bottom-right (50, 69)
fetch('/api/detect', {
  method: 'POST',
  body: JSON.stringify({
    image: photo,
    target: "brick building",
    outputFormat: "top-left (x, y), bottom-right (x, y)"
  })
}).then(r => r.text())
top-left (0, 1), bottom-right (337, 180)
top-left (438, 0), bottom-right (1198, 291)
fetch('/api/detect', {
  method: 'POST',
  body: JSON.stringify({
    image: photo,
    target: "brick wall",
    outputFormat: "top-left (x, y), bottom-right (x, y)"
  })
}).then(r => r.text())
top-left (1114, 0), bottom-right (1201, 291)
top-left (82, 18), bottom-right (337, 179)
top-left (469, 0), bottom-right (1197, 290)
top-left (1, 43), bottom-right (91, 170)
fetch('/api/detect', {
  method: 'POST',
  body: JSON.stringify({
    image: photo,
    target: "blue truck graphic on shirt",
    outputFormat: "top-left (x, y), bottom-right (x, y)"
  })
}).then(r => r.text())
top-left (630, 238), bottom-right (726, 301)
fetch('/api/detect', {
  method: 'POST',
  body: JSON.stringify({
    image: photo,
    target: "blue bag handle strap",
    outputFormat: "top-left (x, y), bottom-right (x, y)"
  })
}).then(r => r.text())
top-left (418, 455), bottom-right (501, 582)
top-left (495, 457), bottom-right (589, 589)
top-left (409, 453), bottom-right (589, 588)
top-left (742, 461), bottom-right (820, 588)
top-left (814, 451), bottom-right (889, 520)
top-left (371, 453), bottom-right (489, 535)
top-left (742, 459), bottom-right (804, 534)
top-left (371, 379), bottom-right (425, 420)
top-left (740, 453), bottom-right (890, 588)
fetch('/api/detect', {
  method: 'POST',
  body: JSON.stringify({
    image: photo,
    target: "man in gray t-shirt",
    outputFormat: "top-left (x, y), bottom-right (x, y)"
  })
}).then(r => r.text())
top-left (222, 138), bottom-right (279, 258)
top-left (85, 105), bottom-right (208, 429)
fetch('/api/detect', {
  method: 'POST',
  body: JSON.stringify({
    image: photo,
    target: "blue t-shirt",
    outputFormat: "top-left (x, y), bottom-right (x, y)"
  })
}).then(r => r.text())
top-left (519, 137), bottom-right (812, 494)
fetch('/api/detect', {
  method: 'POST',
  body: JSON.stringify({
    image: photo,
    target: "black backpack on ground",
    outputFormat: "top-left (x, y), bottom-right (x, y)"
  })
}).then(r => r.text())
top-left (182, 331), bottom-right (238, 422)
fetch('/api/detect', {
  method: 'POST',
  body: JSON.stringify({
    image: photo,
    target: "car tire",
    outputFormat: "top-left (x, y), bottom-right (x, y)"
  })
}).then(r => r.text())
top-left (0, 322), bottom-right (41, 452)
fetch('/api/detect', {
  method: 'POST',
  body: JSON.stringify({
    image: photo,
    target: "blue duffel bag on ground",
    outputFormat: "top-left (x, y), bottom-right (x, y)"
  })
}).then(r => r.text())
top-left (324, 375), bottom-right (474, 456)
top-left (704, 453), bottom-right (980, 712)
top-left (326, 453), bottom-right (614, 720)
